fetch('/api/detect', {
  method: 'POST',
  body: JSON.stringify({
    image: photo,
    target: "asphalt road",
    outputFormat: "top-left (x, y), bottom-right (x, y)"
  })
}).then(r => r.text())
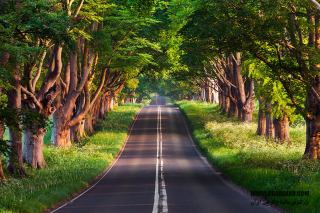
top-left (53, 96), bottom-right (278, 213)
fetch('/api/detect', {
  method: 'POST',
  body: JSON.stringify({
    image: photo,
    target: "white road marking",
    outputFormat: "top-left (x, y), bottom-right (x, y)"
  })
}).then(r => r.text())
top-left (152, 105), bottom-right (168, 213)
top-left (152, 106), bottom-right (160, 213)
top-left (159, 106), bottom-right (168, 213)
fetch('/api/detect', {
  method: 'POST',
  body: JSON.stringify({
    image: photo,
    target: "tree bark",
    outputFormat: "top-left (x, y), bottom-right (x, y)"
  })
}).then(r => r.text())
top-left (52, 110), bottom-right (72, 147)
top-left (85, 112), bottom-right (94, 134)
top-left (70, 121), bottom-right (86, 143)
top-left (7, 69), bottom-right (26, 176)
top-left (221, 85), bottom-right (230, 114)
top-left (233, 53), bottom-right (254, 122)
top-left (229, 99), bottom-right (238, 117)
top-left (242, 79), bottom-right (255, 122)
top-left (273, 114), bottom-right (290, 142)
top-left (257, 98), bottom-right (266, 136)
top-left (304, 77), bottom-right (320, 159)
top-left (265, 103), bottom-right (275, 139)
top-left (23, 128), bottom-right (46, 169)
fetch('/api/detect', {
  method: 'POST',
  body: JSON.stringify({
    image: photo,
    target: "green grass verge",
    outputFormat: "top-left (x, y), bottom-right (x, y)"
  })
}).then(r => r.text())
top-left (0, 103), bottom-right (142, 213)
top-left (178, 100), bottom-right (320, 213)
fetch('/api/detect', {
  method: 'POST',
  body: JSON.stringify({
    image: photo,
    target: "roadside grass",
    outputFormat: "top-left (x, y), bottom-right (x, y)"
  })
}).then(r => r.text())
top-left (178, 101), bottom-right (320, 213)
top-left (0, 103), bottom-right (142, 213)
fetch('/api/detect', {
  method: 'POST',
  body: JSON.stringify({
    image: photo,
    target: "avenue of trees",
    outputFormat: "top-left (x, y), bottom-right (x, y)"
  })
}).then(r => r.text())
top-left (0, 0), bottom-right (168, 180)
top-left (2, 0), bottom-right (320, 182)
top-left (159, 0), bottom-right (320, 159)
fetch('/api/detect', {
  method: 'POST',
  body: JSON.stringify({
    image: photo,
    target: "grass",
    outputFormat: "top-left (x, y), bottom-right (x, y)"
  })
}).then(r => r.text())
top-left (0, 103), bottom-right (142, 213)
top-left (178, 100), bottom-right (320, 213)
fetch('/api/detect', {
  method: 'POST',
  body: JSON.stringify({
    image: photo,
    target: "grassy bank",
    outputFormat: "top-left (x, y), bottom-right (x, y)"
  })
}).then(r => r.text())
top-left (178, 101), bottom-right (320, 213)
top-left (0, 104), bottom-right (142, 213)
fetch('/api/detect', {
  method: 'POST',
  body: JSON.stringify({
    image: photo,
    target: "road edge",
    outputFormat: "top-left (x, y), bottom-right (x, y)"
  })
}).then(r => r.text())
top-left (175, 103), bottom-right (284, 213)
top-left (46, 106), bottom-right (144, 213)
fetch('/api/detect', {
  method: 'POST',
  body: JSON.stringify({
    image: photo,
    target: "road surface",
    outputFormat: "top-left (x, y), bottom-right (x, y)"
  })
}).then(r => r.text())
top-left (53, 96), bottom-right (277, 213)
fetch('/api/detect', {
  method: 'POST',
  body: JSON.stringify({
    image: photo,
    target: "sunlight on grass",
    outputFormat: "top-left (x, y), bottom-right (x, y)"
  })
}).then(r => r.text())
top-left (178, 101), bottom-right (320, 213)
top-left (0, 104), bottom-right (142, 213)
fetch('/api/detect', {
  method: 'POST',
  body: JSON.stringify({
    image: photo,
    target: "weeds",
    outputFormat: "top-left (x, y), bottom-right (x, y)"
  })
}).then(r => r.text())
top-left (0, 104), bottom-right (142, 213)
top-left (178, 101), bottom-right (320, 213)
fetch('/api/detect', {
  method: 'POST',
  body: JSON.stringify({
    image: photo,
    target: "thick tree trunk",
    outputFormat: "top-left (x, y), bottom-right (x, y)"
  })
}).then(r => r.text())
top-left (7, 70), bottom-right (26, 176)
top-left (304, 77), bottom-right (320, 159)
top-left (52, 110), bottom-right (71, 147)
top-left (101, 96), bottom-right (107, 118)
top-left (305, 116), bottom-right (320, 159)
top-left (242, 109), bottom-right (253, 122)
top-left (221, 86), bottom-right (230, 113)
top-left (70, 121), bottom-right (86, 143)
top-left (232, 53), bottom-right (254, 122)
top-left (204, 83), bottom-right (212, 103)
top-left (23, 128), bottom-right (46, 169)
top-left (229, 100), bottom-right (238, 117)
top-left (201, 88), bottom-right (206, 101)
top-left (8, 127), bottom-right (25, 176)
top-left (85, 114), bottom-right (94, 135)
top-left (241, 80), bottom-right (254, 122)
top-left (265, 103), bottom-right (274, 139)
top-left (257, 101), bottom-right (267, 136)
top-left (110, 97), bottom-right (115, 110)
top-left (224, 95), bottom-right (230, 114)
top-left (273, 115), bottom-right (290, 142)
top-left (107, 96), bottom-right (113, 112)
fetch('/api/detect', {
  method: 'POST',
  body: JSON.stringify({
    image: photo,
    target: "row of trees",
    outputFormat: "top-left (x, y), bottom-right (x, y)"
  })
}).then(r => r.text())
top-left (160, 0), bottom-right (320, 159)
top-left (0, 0), bottom-right (165, 180)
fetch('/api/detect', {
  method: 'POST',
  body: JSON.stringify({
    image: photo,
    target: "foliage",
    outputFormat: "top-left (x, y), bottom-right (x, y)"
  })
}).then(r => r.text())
top-left (0, 104), bottom-right (142, 213)
top-left (179, 101), bottom-right (320, 212)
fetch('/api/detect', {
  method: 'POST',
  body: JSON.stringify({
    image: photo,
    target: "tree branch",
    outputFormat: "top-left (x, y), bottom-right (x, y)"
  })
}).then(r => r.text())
top-left (21, 86), bottom-right (43, 110)
top-left (310, 0), bottom-right (320, 10)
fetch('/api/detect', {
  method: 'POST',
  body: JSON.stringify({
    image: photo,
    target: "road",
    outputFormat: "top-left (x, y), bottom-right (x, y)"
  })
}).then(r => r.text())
top-left (53, 96), bottom-right (277, 213)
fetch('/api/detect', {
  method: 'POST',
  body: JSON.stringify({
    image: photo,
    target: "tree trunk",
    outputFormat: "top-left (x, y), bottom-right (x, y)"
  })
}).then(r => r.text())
top-left (304, 77), bottom-right (320, 159)
top-left (221, 85), bottom-right (230, 114)
top-left (242, 108), bottom-right (253, 122)
top-left (265, 103), bottom-right (274, 139)
top-left (257, 100), bottom-right (267, 136)
top-left (241, 80), bottom-right (254, 122)
top-left (232, 53), bottom-right (254, 122)
top-left (204, 82), bottom-right (212, 103)
top-left (85, 114), bottom-right (94, 135)
top-left (70, 121), bottom-right (86, 143)
top-left (52, 110), bottom-right (72, 147)
top-left (7, 70), bottom-right (26, 176)
top-left (218, 91), bottom-right (223, 108)
top-left (229, 100), bottom-right (238, 117)
top-left (99, 96), bottom-right (106, 119)
top-left (8, 126), bottom-right (25, 176)
top-left (273, 115), bottom-right (290, 142)
top-left (23, 128), bottom-right (46, 169)
top-left (305, 116), bottom-right (320, 159)
top-left (0, 157), bottom-right (4, 181)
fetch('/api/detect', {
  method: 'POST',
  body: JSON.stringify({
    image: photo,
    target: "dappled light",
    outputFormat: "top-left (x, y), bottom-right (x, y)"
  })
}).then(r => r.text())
top-left (1, 0), bottom-right (320, 212)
